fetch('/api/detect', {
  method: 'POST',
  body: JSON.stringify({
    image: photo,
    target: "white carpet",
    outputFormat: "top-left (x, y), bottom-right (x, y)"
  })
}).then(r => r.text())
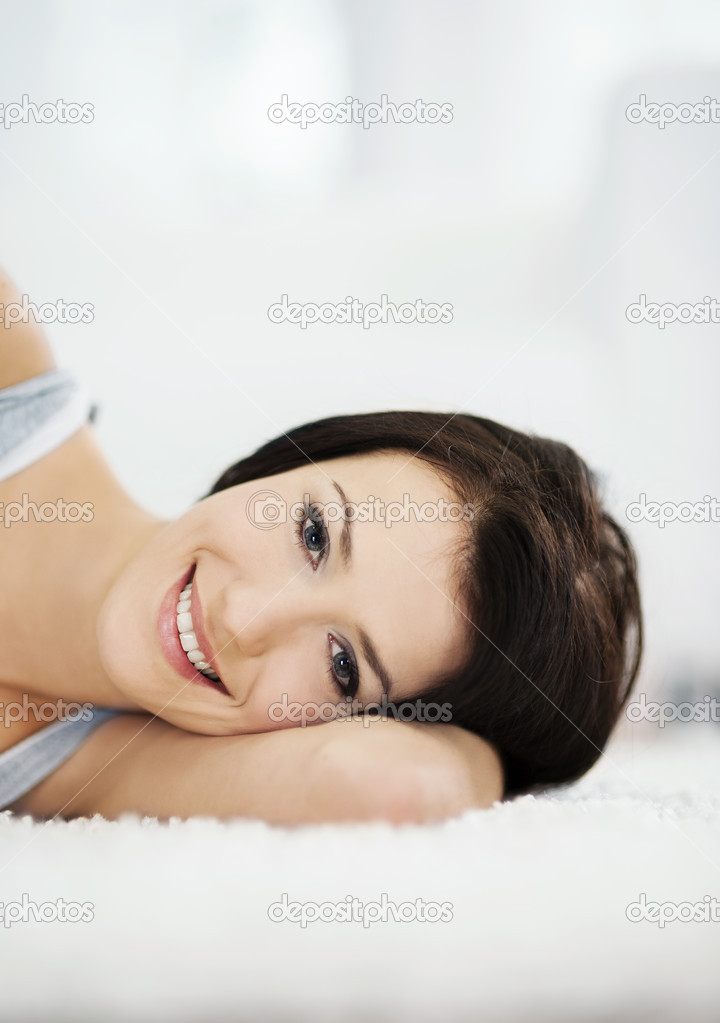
top-left (1, 722), bottom-right (718, 1023)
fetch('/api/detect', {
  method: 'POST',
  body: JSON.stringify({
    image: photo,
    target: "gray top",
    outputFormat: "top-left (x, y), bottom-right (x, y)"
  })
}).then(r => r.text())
top-left (0, 708), bottom-right (119, 810)
top-left (0, 368), bottom-right (118, 811)
top-left (0, 367), bottom-right (79, 458)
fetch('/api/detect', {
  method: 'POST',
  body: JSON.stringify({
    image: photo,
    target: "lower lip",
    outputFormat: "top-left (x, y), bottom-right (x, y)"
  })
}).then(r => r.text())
top-left (157, 565), bottom-right (226, 694)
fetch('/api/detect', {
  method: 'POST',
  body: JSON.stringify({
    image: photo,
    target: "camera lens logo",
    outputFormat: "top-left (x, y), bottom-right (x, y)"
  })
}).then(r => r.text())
top-left (247, 490), bottom-right (287, 530)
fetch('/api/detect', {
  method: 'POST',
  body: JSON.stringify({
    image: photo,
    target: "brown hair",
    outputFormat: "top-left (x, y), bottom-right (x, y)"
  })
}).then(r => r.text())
top-left (207, 411), bottom-right (643, 796)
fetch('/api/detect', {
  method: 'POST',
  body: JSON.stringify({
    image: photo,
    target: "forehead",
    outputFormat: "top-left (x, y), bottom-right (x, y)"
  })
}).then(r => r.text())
top-left (286, 450), bottom-right (473, 693)
top-left (288, 448), bottom-right (459, 502)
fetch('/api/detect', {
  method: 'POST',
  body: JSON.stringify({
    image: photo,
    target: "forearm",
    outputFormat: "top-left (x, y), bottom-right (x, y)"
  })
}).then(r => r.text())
top-left (15, 714), bottom-right (502, 824)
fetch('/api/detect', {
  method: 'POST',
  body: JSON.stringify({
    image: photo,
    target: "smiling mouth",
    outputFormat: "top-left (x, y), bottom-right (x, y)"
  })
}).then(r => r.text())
top-left (176, 580), bottom-right (230, 696)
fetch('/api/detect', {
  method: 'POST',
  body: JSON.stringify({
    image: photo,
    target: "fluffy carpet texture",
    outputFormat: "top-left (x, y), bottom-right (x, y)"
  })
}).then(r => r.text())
top-left (0, 724), bottom-right (718, 1023)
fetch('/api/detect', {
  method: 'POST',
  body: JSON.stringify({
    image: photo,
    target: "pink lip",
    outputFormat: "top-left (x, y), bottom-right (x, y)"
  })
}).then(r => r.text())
top-left (157, 565), bottom-right (229, 696)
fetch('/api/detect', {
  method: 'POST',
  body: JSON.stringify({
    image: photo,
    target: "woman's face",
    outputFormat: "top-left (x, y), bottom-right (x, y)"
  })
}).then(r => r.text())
top-left (97, 450), bottom-right (474, 735)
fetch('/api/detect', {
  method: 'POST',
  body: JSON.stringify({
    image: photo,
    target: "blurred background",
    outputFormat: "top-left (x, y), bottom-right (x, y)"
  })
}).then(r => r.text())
top-left (0, 0), bottom-right (718, 703)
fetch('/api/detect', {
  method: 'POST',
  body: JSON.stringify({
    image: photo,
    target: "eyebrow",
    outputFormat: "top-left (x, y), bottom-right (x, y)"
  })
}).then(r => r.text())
top-left (331, 479), bottom-right (394, 699)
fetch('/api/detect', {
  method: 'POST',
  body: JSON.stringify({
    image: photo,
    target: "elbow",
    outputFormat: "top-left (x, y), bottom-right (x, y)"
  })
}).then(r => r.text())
top-left (373, 758), bottom-right (498, 825)
top-left (317, 739), bottom-right (498, 826)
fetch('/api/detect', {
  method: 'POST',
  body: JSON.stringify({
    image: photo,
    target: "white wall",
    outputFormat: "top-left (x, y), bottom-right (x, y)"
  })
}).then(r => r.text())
top-left (1, 0), bottom-right (718, 692)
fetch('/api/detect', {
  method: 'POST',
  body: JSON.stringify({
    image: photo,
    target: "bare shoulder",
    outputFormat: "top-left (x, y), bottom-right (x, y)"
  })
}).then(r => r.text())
top-left (13, 713), bottom-right (504, 825)
top-left (0, 266), bottom-right (132, 506)
top-left (0, 267), bottom-right (56, 389)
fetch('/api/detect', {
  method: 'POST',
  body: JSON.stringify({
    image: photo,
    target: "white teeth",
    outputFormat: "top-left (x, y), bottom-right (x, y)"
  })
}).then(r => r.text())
top-left (176, 611), bottom-right (193, 633)
top-left (179, 630), bottom-right (198, 652)
top-left (174, 579), bottom-right (225, 689)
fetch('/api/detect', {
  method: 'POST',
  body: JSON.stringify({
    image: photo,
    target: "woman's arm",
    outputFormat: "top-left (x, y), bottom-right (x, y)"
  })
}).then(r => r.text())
top-left (13, 714), bottom-right (504, 824)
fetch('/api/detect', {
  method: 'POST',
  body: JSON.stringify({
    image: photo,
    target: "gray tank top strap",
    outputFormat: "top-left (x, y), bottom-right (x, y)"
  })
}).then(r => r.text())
top-left (0, 707), bottom-right (119, 810)
top-left (0, 368), bottom-right (78, 458)
top-left (0, 367), bottom-right (93, 482)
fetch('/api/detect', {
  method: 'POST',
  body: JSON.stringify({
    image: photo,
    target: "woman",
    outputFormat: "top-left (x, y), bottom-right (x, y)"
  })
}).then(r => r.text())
top-left (0, 267), bottom-right (642, 824)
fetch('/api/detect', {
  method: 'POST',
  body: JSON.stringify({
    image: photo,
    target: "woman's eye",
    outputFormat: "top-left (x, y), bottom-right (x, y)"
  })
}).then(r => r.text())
top-left (295, 504), bottom-right (329, 566)
top-left (303, 517), bottom-right (326, 553)
top-left (328, 635), bottom-right (359, 698)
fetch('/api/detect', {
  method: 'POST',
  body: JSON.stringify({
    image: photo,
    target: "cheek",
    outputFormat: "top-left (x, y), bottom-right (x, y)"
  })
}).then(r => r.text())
top-left (241, 648), bottom-right (338, 731)
top-left (200, 500), bottom-right (290, 585)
